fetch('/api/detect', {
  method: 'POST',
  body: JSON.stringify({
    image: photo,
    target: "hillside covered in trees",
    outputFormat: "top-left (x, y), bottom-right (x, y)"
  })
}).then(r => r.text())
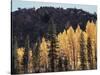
top-left (11, 7), bottom-right (97, 74)
top-left (12, 7), bottom-right (97, 47)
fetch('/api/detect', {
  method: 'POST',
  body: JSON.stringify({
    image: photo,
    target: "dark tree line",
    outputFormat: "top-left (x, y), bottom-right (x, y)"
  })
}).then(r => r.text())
top-left (12, 7), bottom-right (97, 47)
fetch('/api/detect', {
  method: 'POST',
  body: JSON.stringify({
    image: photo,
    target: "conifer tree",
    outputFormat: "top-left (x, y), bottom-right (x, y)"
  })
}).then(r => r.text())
top-left (87, 37), bottom-right (93, 69)
top-left (80, 31), bottom-right (89, 70)
top-left (34, 37), bottom-right (41, 73)
top-left (12, 36), bottom-right (18, 74)
top-left (23, 35), bottom-right (30, 73)
top-left (48, 18), bottom-right (60, 72)
top-left (31, 42), bottom-right (38, 72)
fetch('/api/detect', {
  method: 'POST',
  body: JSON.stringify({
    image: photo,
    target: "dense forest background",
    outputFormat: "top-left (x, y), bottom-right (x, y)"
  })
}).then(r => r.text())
top-left (12, 7), bottom-right (97, 47)
top-left (11, 7), bottom-right (97, 74)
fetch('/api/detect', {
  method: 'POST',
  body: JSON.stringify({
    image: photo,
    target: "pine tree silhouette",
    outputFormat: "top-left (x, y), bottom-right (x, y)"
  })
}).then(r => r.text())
top-left (48, 18), bottom-right (60, 72)
top-left (23, 35), bottom-right (30, 73)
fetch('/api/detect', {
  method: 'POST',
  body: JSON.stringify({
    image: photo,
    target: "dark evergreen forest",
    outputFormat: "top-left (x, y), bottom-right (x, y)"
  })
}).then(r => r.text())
top-left (12, 7), bottom-right (97, 47)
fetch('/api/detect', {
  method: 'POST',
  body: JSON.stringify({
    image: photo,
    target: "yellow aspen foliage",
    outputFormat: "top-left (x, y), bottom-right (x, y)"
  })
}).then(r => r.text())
top-left (86, 20), bottom-right (97, 69)
top-left (28, 49), bottom-right (33, 73)
top-left (16, 47), bottom-right (25, 73)
top-left (17, 47), bottom-right (25, 63)
top-left (14, 20), bottom-right (97, 73)
top-left (58, 30), bottom-right (68, 57)
top-left (67, 26), bottom-right (75, 70)
top-left (75, 25), bottom-right (82, 70)
top-left (86, 20), bottom-right (96, 39)
top-left (39, 37), bottom-right (48, 71)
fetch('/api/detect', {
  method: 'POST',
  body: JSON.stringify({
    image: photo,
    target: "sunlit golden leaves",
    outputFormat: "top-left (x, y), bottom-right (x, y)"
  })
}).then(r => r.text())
top-left (86, 20), bottom-right (97, 69)
top-left (39, 37), bottom-right (48, 68)
top-left (14, 20), bottom-right (97, 73)
top-left (16, 47), bottom-right (25, 73)
top-left (86, 20), bottom-right (96, 39)
top-left (17, 47), bottom-right (25, 63)
top-left (28, 49), bottom-right (33, 73)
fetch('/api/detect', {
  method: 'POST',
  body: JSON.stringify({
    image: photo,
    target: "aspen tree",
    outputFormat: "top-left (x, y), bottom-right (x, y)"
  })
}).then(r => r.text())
top-left (39, 37), bottom-right (48, 72)
top-left (86, 20), bottom-right (97, 69)
top-left (28, 49), bottom-right (33, 73)
top-left (75, 25), bottom-right (82, 70)
top-left (17, 47), bottom-right (25, 73)
top-left (67, 26), bottom-right (75, 70)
